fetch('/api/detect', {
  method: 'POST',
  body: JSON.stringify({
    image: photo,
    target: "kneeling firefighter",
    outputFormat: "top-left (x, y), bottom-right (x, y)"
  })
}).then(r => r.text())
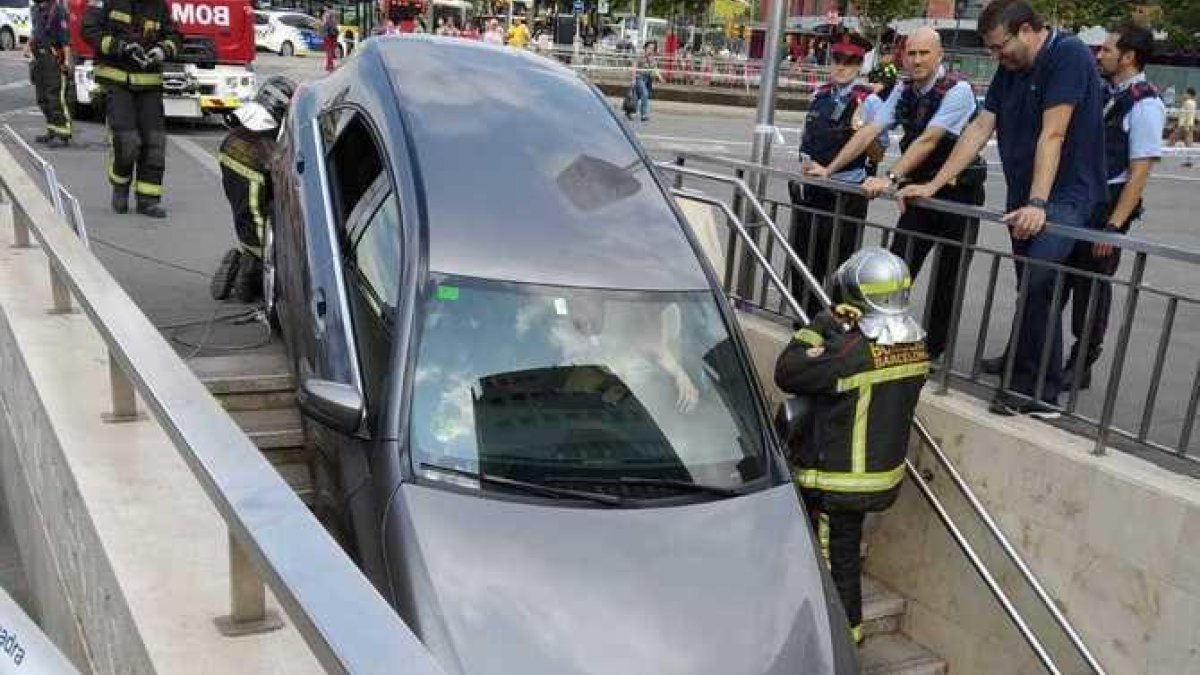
top-left (83, 0), bottom-right (181, 218)
top-left (774, 248), bottom-right (929, 644)
top-left (211, 76), bottom-right (297, 304)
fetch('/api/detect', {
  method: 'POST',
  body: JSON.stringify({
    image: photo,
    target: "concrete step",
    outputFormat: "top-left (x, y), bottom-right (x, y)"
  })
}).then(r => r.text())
top-left (230, 408), bottom-right (304, 450)
top-left (862, 575), bottom-right (907, 638)
top-left (217, 389), bottom-right (297, 413)
top-left (860, 634), bottom-right (948, 675)
top-left (190, 349), bottom-right (294, 396)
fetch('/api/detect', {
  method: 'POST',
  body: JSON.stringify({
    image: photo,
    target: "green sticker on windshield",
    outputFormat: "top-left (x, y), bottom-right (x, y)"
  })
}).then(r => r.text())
top-left (436, 285), bottom-right (460, 301)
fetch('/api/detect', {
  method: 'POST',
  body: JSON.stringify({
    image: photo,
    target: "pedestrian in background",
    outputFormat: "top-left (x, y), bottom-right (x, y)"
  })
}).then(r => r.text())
top-left (321, 3), bottom-right (339, 73)
top-left (630, 40), bottom-right (662, 122)
top-left (1060, 23), bottom-right (1165, 389)
top-left (898, 0), bottom-right (1106, 418)
top-left (1179, 88), bottom-right (1196, 168)
top-left (482, 18), bottom-right (504, 45)
top-left (506, 17), bottom-right (530, 48)
top-left (27, 0), bottom-right (72, 148)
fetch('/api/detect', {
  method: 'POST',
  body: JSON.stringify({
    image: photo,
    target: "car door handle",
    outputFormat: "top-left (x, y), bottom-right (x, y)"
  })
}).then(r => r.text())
top-left (312, 287), bottom-right (327, 336)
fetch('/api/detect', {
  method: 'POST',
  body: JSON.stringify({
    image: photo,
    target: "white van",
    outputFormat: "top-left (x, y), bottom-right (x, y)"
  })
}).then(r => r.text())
top-left (0, 0), bottom-right (30, 52)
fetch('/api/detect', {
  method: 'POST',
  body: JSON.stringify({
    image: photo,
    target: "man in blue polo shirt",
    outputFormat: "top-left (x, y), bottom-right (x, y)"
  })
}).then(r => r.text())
top-left (897, 0), bottom-right (1105, 417)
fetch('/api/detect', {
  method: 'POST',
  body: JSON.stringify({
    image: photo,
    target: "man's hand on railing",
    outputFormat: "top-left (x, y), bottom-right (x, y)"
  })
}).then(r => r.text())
top-left (895, 181), bottom-right (939, 214)
top-left (861, 176), bottom-right (892, 199)
top-left (802, 160), bottom-right (830, 178)
top-left (1002, 204), bottom-right (1047, 240)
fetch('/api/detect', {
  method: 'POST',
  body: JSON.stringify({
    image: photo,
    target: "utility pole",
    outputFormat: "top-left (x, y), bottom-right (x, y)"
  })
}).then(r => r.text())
top-left (637, 0), bottom-right (649, 46)
top-left (738, 0), bottom-right (787, 298)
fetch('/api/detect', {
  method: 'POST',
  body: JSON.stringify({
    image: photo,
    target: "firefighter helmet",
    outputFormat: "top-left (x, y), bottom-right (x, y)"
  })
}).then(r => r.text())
top-left (827, 247), bottom-right (925, 345)
top-left (228, 76), bottom-right (297, 132)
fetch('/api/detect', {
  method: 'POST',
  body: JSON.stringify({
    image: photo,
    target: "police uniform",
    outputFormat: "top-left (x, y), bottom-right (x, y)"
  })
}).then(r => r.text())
top-left (790, 80), bottom-right (876, 315)
top-left (775, 249), bottom-right (928, 643)
top-left (1062, 74), bottom-right (1165, 384)
top-left (29, 0), bottom-right (72, 145)
top-left (881, 68), bottom-right (987, 360)
top-left (82, 0), bottom-right (180, 217)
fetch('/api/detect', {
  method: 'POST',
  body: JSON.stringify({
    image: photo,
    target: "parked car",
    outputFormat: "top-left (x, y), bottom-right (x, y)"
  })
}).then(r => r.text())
top-left (253, 9), bottom-right (316, 56)
top-left (268, 35), bottom-right (859, 675)
top-left (0, 0), bottom-right (30, 52)
top-left (300, 21), bottom-right (359, 59)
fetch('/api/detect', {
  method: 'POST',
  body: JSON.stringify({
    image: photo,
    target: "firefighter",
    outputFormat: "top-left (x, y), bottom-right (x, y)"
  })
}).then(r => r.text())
top-left (210, 76), bottom-right (297, 304)
top-left (791, 32), bottom-right (884, 317)
top-left (82, 0), bottom-right (181, 218)
top-left (815, 27), bottom-right (987, 362)
top-left (774, 247), bottom-right (929, 644)
top-left (27, 0), bottom-right (72, 148)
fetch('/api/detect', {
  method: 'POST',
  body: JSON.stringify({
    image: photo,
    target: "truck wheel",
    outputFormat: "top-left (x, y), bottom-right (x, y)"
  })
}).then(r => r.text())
top-left (0, 28), bottom-right (14, 52)
top-left (280, 41), bottom-right (294, 57)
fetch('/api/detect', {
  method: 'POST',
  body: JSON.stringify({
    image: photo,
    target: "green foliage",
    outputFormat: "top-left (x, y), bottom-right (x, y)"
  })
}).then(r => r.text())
top-left (853, 0), bottom-right (922, 44)
top-left (1028, 0), bottom-right (1131, 31)
top-left (1160, 0), bottom-right (1200, 46)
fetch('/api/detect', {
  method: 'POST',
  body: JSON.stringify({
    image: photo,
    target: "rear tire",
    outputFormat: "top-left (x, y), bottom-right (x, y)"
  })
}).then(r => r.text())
top-left (280, 41), bottom-right (294, 57)
top-left (0, 28), bottom-right (14, 52)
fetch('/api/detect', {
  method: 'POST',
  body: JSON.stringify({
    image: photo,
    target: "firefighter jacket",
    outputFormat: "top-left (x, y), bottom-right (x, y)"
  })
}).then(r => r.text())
top-left (775, 310), bottom-right (929, 513)
top-left (82, 0), bottom-right (180, 91)
top-left (219, 126), bottom-right (276, 258)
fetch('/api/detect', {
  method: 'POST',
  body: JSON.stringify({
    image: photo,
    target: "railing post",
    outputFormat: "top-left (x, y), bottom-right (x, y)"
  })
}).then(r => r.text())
top-left (102, 351), bottom-right (145, 423)
top-left (48, 260), bottom-right (74, 314)
top-left (215, 532), bottom-right (284, 637)
top-left (1094, 251), bottom-right (1147, 455)
top-left (12, 202), bottom-right (32, 249)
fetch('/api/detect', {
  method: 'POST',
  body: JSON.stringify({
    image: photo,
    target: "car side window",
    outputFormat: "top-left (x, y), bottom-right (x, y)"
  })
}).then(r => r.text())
top-left (280, 15), bottom-right (308, 28)
top-left (350, 193), bottom-right (401, 316)
top-left (322, 109), bottom-right (385, 239)
top-left (255, 13), bottom-right (269, 25)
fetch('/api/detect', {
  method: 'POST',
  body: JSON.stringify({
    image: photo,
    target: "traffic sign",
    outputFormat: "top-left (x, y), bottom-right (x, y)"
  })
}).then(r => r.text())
top-left (598, 0), bottom-right (608, 12)
top-left (573, 0), bottom-right (583, 13)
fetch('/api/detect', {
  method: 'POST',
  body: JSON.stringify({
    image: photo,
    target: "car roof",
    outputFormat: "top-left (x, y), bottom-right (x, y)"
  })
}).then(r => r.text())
top-left (363, 37), bottom-right (712, 292)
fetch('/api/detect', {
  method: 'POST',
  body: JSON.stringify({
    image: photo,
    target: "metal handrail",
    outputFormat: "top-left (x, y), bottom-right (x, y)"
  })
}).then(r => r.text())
top-left (669, 150), bottom-right (1200, 267)
top-left (0, 137), bottom-right (444, 673)
top-left (670, 182), bottom-right (1104, 673)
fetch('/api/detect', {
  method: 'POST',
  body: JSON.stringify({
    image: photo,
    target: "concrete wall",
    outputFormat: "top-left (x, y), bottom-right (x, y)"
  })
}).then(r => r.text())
top-left (0, 212), bottom-right (324, 673)
top-left (735, 309), bottom-right (1200, 675)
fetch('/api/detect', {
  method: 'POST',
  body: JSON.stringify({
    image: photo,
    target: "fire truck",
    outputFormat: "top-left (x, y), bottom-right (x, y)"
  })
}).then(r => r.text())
top-left (380, 0), bottom-right (426, 33)
top-left (68, 0), bottom-right (257, 119)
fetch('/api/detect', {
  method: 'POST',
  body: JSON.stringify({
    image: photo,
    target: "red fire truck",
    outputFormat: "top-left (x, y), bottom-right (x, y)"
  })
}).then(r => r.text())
top-left (380, 0), bottom-right (426, 33)
top-left (68, 0), bottom-right (257, 119)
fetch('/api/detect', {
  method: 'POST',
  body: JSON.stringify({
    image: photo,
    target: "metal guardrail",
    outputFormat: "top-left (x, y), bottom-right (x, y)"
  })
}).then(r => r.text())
top-left (661, 165), bottom-right (1106, 674)
top-left (0, 135), bottom-right (444, 673)
top-left (663, 152), bottom-right (1200, 464)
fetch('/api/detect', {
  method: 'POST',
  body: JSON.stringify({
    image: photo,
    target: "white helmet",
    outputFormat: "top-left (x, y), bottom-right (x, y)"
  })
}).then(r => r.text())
top-left (828, 247), bottom-right (925, 345)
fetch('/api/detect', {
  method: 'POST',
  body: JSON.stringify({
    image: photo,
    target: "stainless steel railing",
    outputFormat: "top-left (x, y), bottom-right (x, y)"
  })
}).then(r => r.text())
top-left (661, 162), bottom-right (1106, 674)
top-left (664, 151), bottom-right (1200, 464)
top-left (0, 134), bottom-right (444, 672)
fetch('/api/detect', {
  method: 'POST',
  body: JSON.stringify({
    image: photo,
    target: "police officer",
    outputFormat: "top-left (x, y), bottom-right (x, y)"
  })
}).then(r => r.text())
top-left (82, 0), bottom-right (180, 218)
top-left (1060, 23), bottom-right (1165, 389)
top-left (775, 247), bottom-right (929, 644)
top-left (817, 27), bottom-right (987, 362)
top-left (27, 0), bottom-right (72, 148)
top-left (211, 76), bottom-right (297, 304)
top-left (793, 32), bottom-right (884, 316)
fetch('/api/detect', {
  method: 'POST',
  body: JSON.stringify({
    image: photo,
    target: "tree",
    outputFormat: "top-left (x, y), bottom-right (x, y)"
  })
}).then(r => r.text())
top-left (1028, 0), bottom-right (1129, 31)
top-left (853, 0), bottom-right (922, 48)
top-left (1159, 0), bottom-right (1200, 46)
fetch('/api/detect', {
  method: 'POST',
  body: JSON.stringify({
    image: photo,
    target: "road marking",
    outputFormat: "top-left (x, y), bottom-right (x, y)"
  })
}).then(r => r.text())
top-left (0, 81), bottom-right (31, 93)
top-left (168, 135), bottom-right (220, 177)
top-left (0, 105), bottom-right (36, 121)
top-left (640, 133), bottom-right (752, 146)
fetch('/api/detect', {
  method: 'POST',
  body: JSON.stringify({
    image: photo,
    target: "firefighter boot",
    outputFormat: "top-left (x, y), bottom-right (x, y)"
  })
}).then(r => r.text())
top-left (136, 199), bottom-right (168, 219)
top-left (34, 132), bottom-right (54, 144)
top-left (210, 249), bottom-right (243, 301)
top-left (111, 187), bottom-right (130, 214)
top-left (44, 135), bottom-right (70, 149)
top-left (233, 255), bottom-right (263, 304)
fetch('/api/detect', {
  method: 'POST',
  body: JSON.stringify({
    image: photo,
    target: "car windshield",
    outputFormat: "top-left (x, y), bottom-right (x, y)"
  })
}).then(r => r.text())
top-left (409, 277), bottom-right (769, 500)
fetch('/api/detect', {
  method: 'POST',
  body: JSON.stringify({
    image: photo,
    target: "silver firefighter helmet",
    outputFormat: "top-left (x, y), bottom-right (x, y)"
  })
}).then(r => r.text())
top-left (828, 247), bottom-right (925, 345)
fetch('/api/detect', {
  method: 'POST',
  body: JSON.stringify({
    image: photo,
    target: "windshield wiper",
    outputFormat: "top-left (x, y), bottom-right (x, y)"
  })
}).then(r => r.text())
top-left (543, 476), bottom-right (740, 499)
top-left (418, 462), bottom-right (623, 507)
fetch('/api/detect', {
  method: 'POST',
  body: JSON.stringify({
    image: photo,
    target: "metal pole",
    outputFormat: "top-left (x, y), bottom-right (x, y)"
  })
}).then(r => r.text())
top-left (637, 0), bottom-right (648, 46)
top-left (215, 532), bottom-right (284, 637)
top-left (749, 0), bottom-right (786, 179)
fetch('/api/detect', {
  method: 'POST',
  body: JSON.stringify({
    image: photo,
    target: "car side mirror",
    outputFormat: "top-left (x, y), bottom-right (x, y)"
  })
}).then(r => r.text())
top-left (298, 378), bottom-right (364, 434)
top-left (774, 396), bottom-right (813, 447)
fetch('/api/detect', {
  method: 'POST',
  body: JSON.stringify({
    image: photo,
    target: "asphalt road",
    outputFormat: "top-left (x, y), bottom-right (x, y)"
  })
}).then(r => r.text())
top-left (2, 50), bottom-right (1198, 464)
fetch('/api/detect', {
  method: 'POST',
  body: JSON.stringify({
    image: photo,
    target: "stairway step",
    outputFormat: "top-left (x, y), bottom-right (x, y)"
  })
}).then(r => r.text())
top-left (191, 349), bottom-right (294, 395)
top-left (217, 390), bottom-right (297, 412)
top-left (862, 575), bottom-right (907, 637)
top-left (860, 634), bottom-right (947, 675)
top-left (230, 408), bottom-right (304, 450)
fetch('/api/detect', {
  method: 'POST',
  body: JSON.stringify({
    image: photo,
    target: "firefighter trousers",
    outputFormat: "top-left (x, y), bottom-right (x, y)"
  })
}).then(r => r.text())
top-left (106, 86), bottom-right (166, 204)
top-left (810, 507), bottom-right (866, 631)
top-left (31, 49), bottom-right (71, 139)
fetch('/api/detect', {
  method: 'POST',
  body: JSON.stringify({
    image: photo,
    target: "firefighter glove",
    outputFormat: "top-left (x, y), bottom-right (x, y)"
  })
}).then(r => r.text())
top-left (146, 46), bottom-right (165, 64)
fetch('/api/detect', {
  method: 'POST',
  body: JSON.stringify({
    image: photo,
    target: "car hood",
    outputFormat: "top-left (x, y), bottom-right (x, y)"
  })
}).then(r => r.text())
top-left (392, 482), bottom-right (848, 675)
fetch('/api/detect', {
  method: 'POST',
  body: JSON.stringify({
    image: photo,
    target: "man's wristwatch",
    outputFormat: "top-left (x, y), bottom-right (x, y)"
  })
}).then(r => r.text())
top-left (1027, 197), bottom-right (1048, 210)
top-left (886, 171), bottom-right (903, 185)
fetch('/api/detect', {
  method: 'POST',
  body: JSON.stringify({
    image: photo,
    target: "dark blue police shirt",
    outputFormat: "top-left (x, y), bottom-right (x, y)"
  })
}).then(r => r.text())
top-left (983, 31), bottom-right (1106, 213)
